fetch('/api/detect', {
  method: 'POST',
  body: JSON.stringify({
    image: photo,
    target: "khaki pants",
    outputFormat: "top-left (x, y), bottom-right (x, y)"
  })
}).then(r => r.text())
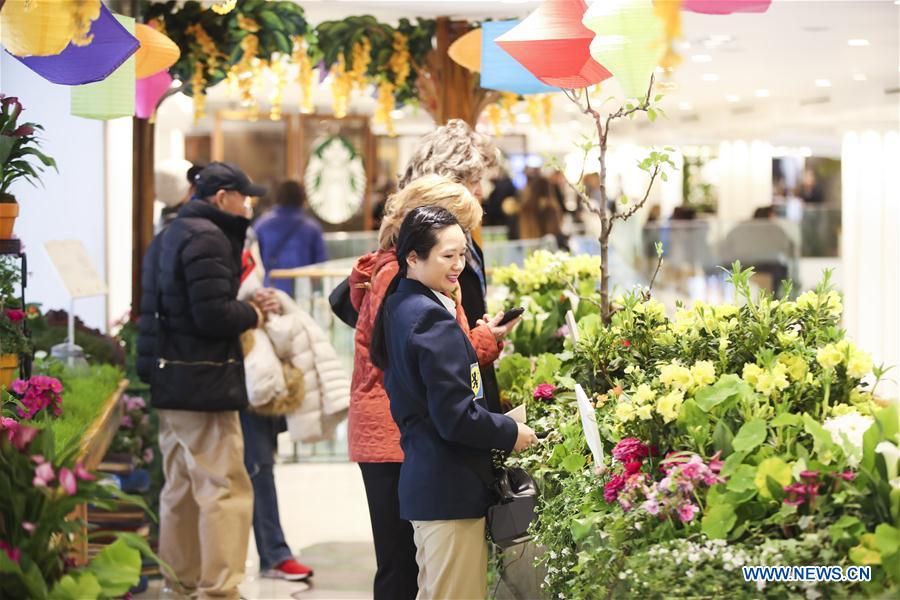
top-left (158, 409), bottom-right (253, 600)
top-left (411, 518), bottom-right (488, 600)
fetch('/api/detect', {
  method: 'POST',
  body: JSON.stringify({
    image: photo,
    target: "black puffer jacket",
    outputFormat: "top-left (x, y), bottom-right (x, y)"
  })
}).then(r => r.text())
top-left (137, 200), bottom-right (258, 411)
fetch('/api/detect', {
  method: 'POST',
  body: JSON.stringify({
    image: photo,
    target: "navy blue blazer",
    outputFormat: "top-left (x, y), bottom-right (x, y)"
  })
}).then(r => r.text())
top-left (383, 278), bottom-right (519, 521)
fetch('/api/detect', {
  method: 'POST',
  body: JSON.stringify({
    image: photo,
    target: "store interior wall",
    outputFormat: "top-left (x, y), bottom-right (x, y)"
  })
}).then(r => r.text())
top-left (0, 54), bottom-right (109, 331)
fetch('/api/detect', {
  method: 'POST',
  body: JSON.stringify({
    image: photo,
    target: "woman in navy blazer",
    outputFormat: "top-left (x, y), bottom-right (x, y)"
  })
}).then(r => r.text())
top-left (370, 204), bottom-right (537, 599)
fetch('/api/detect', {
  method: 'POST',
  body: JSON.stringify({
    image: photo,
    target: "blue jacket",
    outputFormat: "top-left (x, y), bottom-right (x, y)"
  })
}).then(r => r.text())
top-left (254, 206), bottom-right (327, 293)
top-left (383, 278), bottom-right (519, 521)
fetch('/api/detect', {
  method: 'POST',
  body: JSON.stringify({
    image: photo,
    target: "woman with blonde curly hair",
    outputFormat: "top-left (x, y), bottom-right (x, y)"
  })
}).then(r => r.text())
top-left (348, 173), bottom-right (519, 599)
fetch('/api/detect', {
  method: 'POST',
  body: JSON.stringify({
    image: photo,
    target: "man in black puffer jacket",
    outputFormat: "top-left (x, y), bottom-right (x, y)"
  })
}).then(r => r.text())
top-left (137, 162), bottom-right (279, 600)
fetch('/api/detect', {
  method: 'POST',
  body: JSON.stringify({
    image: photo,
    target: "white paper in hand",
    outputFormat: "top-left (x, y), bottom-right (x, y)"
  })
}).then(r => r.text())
top-left (505, 403), bottom-right (526, 424)
top-left (575, 384), bottom-right (605, 468)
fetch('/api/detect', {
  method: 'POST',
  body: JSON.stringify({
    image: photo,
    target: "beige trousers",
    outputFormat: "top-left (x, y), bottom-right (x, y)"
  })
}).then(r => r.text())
top-left (411, 518), bottom-right (488, 600)
top-left (157, 409), bottom-right (253, 600)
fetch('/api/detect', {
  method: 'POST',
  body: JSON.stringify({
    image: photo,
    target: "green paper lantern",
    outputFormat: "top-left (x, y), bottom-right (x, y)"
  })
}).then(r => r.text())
top-left (70, 14), bottom-right (136, 120)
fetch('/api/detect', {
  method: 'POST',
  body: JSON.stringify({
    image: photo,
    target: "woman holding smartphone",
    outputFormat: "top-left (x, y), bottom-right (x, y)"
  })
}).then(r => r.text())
top-left (370, 205), bottom-right (538, 599)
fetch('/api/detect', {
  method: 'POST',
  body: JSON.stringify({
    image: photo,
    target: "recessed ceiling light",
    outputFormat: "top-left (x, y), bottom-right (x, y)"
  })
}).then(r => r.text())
top-left (755, 89), bottom-right (771, 97)
top-left (691, 54), bottom-right (712, 63)
top-left (726, 94), bottom-right (741, 103)
top-left (701, 73), bottom-right (719, 82)
top-left (678, 101), bottom-right (694, 111)
top-left (815, 79), bottom-right (832, 88)
top-left (847, 39), bottom-right (870, 46)
top-left (852, 73), bottom-right (867, 82)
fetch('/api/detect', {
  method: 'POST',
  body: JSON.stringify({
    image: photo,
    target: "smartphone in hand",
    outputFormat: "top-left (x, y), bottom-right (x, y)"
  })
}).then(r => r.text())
top-left (497, 306), bottom-right (525, 327)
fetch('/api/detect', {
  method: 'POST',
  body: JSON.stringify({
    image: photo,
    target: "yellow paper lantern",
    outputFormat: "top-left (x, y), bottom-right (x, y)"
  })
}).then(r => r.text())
top-left (583, 0), bottom-right (665, 99)
top-left (448, 28), bottom-right (482, 73)
top-left (134, 23), bottom-right (180, 78)
top-left (0, 0), bottom-right (101, 57)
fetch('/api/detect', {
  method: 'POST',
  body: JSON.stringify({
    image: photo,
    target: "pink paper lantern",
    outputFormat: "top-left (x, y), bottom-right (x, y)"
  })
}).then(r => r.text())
top-left (135, 69), bottom-right (172, 119)
top-left (682, 0), bottom-right (771, 15)
top-left (495, 0), bottom-right (612, 89)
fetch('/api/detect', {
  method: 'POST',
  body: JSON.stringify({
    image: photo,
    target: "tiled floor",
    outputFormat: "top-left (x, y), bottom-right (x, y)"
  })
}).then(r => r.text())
top-left (137, 462), bottom-right (377, 600)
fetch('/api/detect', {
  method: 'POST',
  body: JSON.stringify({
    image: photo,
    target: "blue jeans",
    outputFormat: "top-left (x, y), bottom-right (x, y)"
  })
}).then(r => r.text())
top-left (239, 410), bottom-right (293, 571)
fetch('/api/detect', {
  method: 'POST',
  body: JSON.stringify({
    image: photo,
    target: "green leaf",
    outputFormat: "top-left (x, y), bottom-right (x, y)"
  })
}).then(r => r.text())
top-left (754, 457), bottom-right (792, 499)
top-left (694, 374), bottom-right (746, 412)
top-left (803, 413), bottom-right (836, 462)
top-left (712, 420), bottom-right (734, 455)
top-left (562, 453), bottom-right (586, 474)
top-left (725, 464), bottom-right (757, 493)
top-left (570, 515), bottom-right (596, 542)
top-left (702, 503), bottom-right (736, 539)
top-left (720, 450), bottom-right (747, 477)
top-left (85, 538), bottom-right (141, 596)
top-left (732, 419), bottom-right (767, 452)
top-left (647, 108), bottom-right (657, 122)
top-left (257, 10), bottom-right (284, 31)
top-left (770, 413), bottom-right (801, 428)
top-left (875, 524), bottom-right (900, 557)
top-left (850, 534), bottom-right (882, 565)
top-left (49, 572), bottom-right (102, 600)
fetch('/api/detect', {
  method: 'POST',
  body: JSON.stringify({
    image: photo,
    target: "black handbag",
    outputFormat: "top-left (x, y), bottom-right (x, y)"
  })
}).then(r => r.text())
top-left (461, 454), bottom-right (539, 549)
top-left (328, 276), bottom-right (359, 328)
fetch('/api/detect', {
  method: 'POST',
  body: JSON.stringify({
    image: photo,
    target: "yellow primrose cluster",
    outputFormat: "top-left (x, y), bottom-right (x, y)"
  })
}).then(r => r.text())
top-left (493, 251), bottom-right (601, 296)
top-left (794, 290), bottom-right (843, 317)
top-left (632, 298), bottom-right (667, 322)
top-left (292, 37), bottom-right (315, 114)
top-left (615, 360), bottom-right (716, 425)
top-left (671, 301), bottom-right (740, 338)
top-left (742, 363), bottom-right (791, 397)
top-left (816, 340), bottom-right (873, 378)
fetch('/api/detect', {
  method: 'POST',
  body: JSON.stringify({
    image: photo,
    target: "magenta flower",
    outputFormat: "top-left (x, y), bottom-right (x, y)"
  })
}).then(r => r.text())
top-left (11, 376), bottom-right (65, 420)
top-left (74, 461), bottom-right (96, 481)
top-left (533, 384), bottom-right (557, 401)
top-left (5, 309), bottom-right (26, 322)
top-left (624, 460), bottom-right (643, 475)
top-left (59, 468), bottom-right (77, 495)
top-left (678, 503), bottom-right (698, 523)
top-left (604, 474), bottom-right (626, 503)
top-left (612, 438), bottom-right (650, 463)
top-left (125, 395), bottom-right (146, 412)
top-left (120, 415), bottom-right (134, 429)
top-left (33, 462), bottom-right (55, 487)
top-left (835, 470), bottom-right (856, 482)
top-left (10, 424), bottom-right (38, 451)
top-left (784, 497), bottom-right (805, 507)
top-left (799, 470), bottom-right (819, 481)
top-left (0, 540), bottom-right (20, 564)
top-left (22, 521), bottom-right (36, 534)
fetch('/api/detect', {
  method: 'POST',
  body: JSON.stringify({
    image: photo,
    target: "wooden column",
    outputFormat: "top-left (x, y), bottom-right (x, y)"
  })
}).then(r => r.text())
top-left (131, 119), bottom-right (155, 319)
top-left (432, 18), bottom-right (498, 127)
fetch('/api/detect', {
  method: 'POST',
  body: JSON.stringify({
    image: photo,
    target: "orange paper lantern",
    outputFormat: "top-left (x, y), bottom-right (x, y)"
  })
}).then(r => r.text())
top-left (133, 23), bottom-right (180, 78)
top-left (448, 28), bottom-right (483, 72)
top-left (495, 0), bottom-right (612, 89)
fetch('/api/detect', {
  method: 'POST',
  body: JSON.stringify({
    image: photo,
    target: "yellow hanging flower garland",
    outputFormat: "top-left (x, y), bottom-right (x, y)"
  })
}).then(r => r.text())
top-left (191, 61), bottom-right (207, 122)
top-left (292, 36), bottom-right (315, 114)
top-left (349, 37), bottom-right (372, 91)
top-left (330, 54), bottom-right (353, 118)
top-left (374, 79), bottom-right (397, 136)
top-left (389, 31), bottom-right (410, 89)
top-left (487, 104), bottom-right (504, 136)
top-left (541, 94), bottom-right (554, 129)
top-left (268, 58), bottom-right (287, 121)
top-left (500, 92), bottom-right (518, 125)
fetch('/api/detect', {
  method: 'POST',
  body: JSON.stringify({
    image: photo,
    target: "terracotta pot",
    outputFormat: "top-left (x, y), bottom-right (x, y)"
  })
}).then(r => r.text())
top-left (0, 195), bottom-right (19, 239)
top-left (0, 353), bottom-right (18, 389)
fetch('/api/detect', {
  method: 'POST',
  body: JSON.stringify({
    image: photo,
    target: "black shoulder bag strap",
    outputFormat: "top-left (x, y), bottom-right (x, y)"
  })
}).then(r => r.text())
top-left (262, 220), bottom-right (304, 273)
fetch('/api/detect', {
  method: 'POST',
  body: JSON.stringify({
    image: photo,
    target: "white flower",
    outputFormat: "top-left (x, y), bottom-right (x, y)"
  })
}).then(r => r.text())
top-left (823, 411), bottom-right (873, 467)
top-left (875, 441), bottom-right (900, 482)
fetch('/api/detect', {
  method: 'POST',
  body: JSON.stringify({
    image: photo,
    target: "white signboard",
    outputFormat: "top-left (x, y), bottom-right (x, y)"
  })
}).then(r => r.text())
top-left (575, 384), bottom-right (605, 468)
top-left (44, 240), bottom-right (108, 299)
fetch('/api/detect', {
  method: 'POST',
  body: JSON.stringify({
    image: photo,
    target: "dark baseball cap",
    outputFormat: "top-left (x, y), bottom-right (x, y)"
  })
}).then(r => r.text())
top-left (194, 162), bottom-right (267, 198)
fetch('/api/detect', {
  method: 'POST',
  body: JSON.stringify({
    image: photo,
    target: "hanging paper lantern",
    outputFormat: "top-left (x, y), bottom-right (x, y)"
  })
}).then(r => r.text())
top-left (682, 0), bottom-right (771, 14)
top-left (134, 24), bottom-right (180, 79)
top-left (481, 20), bottom-right (558, 96)
top-left (135, 70), bottom-right (173, 119)
top-left (448, 27), bottom-right (483, 72)
top-left (583, 0), bottom-right (665, 99)
top-left (71, 14), bottom-right (136, 120)
top-left (14, 4), bottom-right (140, 86)
top-left (0, 0), bottom-right (101, 57)
top-left (495, 0), bottom-right (612, 89)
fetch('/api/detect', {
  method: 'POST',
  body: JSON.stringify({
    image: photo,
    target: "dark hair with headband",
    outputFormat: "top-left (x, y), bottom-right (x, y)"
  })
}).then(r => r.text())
top-left (369, 205), bottom-right (461, 370)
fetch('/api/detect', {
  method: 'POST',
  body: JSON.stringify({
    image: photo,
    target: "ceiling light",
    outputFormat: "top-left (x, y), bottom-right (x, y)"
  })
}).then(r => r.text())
top-left (691, 54), bottom-right (712, 63)
top-left (847, 39), bottom-right (870, 46)
top-left (725, 94), bottom-right (740, 103)
top-left (815, 79), bottom-right (832, 88)
top-left (678, 101), bottom-right (693, 111)
top-left (515, 113), bottom-right (531, 124)
top-left (701, 73), bottom-right (719, 82)
top-left (852, 73), bottom-right (867, 82)
top-left (755, 89), bottom-right (770, 98)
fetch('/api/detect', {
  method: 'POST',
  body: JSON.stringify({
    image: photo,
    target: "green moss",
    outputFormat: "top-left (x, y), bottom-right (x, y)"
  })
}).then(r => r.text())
top-left (48, 364), bottom-right (124, 451)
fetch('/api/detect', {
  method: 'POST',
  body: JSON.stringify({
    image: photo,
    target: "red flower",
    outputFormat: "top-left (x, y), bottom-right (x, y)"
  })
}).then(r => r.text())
top-left (620, 339), bottom-right (631, 347)
top-left (623, 460), bottom-right (643, 475)
top-left (11, 124), bottom-right (33, 137)
top-left (5, 309), bottom-right (26, 322)
top-left (612, 438), bottom-right (650, 463)
top-left (0, 540), bottom-right (20, 564)
top-left (603, 474), bottom-right (626, 503)
top-left (533, 383), bottom-right (557, 400)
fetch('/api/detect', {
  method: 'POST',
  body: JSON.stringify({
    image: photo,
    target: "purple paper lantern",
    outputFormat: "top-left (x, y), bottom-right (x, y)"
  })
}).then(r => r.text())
top-left (13, 4), bottom-right (139, 86)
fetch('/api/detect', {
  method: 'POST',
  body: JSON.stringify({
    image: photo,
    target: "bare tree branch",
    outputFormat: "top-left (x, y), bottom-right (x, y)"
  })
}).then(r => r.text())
top-left (612, 164), bottom-right (660, 222)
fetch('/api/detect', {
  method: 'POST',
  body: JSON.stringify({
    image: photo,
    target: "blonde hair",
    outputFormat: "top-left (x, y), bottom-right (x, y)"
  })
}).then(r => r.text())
top-left (398, 119), bottom-right (499, 189)
top-left (378, 175), bottom-right (483, 250)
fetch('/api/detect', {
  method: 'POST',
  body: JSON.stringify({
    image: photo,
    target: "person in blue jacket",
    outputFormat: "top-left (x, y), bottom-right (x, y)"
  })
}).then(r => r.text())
top-left (369, 205), bottom-right (538, 599)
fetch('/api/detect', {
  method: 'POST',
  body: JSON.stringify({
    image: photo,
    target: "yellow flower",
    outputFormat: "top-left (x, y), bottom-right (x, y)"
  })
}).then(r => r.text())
top-left (742, 363), bottom-right (763, 387)
top-left (771, 363), bottom-right (790, 392)
top-left (847, 349), bottom-right (873, 379)
top-left (796, 291), bottom-right (817, 310)
top-left (714, 304), bottom-right (739, 319)
top-left (690, 361), bottom-right (716, 388)
top-left (657, 390), bottom-right (684, 423)
top-left (755, 371), bottom-right (777, 396)
top-left (718, 337), bottom-right (730, 351)
top-left (659, 363), bottom-right (692, 391)
top-left (636, 404), bottom-right (654, 420)
top-left (616, 401), bottom-right (636, 423)
top-left (634, 298), bottom-right (666, 321)
top-left (816, 344), bottom-right (844, 371)
top-left (777, 329), bottom-right (800, 347)
top-left (825, 291), bottom-right (843, 316)
top-left (777, 354), bottom-right (807, 382)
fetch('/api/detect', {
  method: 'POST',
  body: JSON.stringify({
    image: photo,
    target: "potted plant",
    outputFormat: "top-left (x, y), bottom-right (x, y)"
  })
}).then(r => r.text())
top-left (0, 307), bottom-right (29, 388)
top-left (0, 95), bottom-right (57, 239)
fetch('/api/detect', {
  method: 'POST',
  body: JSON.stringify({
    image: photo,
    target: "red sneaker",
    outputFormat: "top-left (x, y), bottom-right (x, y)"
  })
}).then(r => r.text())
top-left (262, 558), bottom-right (314, 582)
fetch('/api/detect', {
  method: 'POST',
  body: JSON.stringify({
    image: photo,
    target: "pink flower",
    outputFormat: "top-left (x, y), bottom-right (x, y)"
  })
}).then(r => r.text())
top-left (604, 474), bottom-right (626, 503)
top-left (120, 415), bottom-right (134, 429)
top-left (533, 384), bottom-right (557, 401)
top-left (10, 379), bottom-right (27, 395)
top-left (33, 462), bottom-right (55, 487)
top-left (624, 460), bottom-right (643, 475)
top-left (799, 470), bottom-right (819, 481)
top-left (11, 125), bottom-right (33, 137)
top-left (143, 447), bottom-right (154, 464)
top-left (642, 498), bottom-right (660, 515)
top-left (0, 540), bottom-right (20, 564)
top-left (125, 395), bottom-right (146, 412)
top-left (784, 497), bottom-right (805, 507)
top-left (31, 454), bottom-right (45, 464)
top-left (835, 470), bottom-right (856, 482)
top-left (612, 438), bottom-right (650, 463)
top-left (784, 482), bottom-right (807, 495)
top-left (10, 424), bottom-right (38, 451)
top-left (22, 521), bottom-right (35, 534)
top-left (59, 468), bottom-right (77, 495)
top-left (678, 503), bottom-right (698, 523)
top-left (555, 324), bottom-right (571, 338)
top-left (74, 461), bottom-right (96, 481)
top-left (5, 309), bottom-right (26, 322)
